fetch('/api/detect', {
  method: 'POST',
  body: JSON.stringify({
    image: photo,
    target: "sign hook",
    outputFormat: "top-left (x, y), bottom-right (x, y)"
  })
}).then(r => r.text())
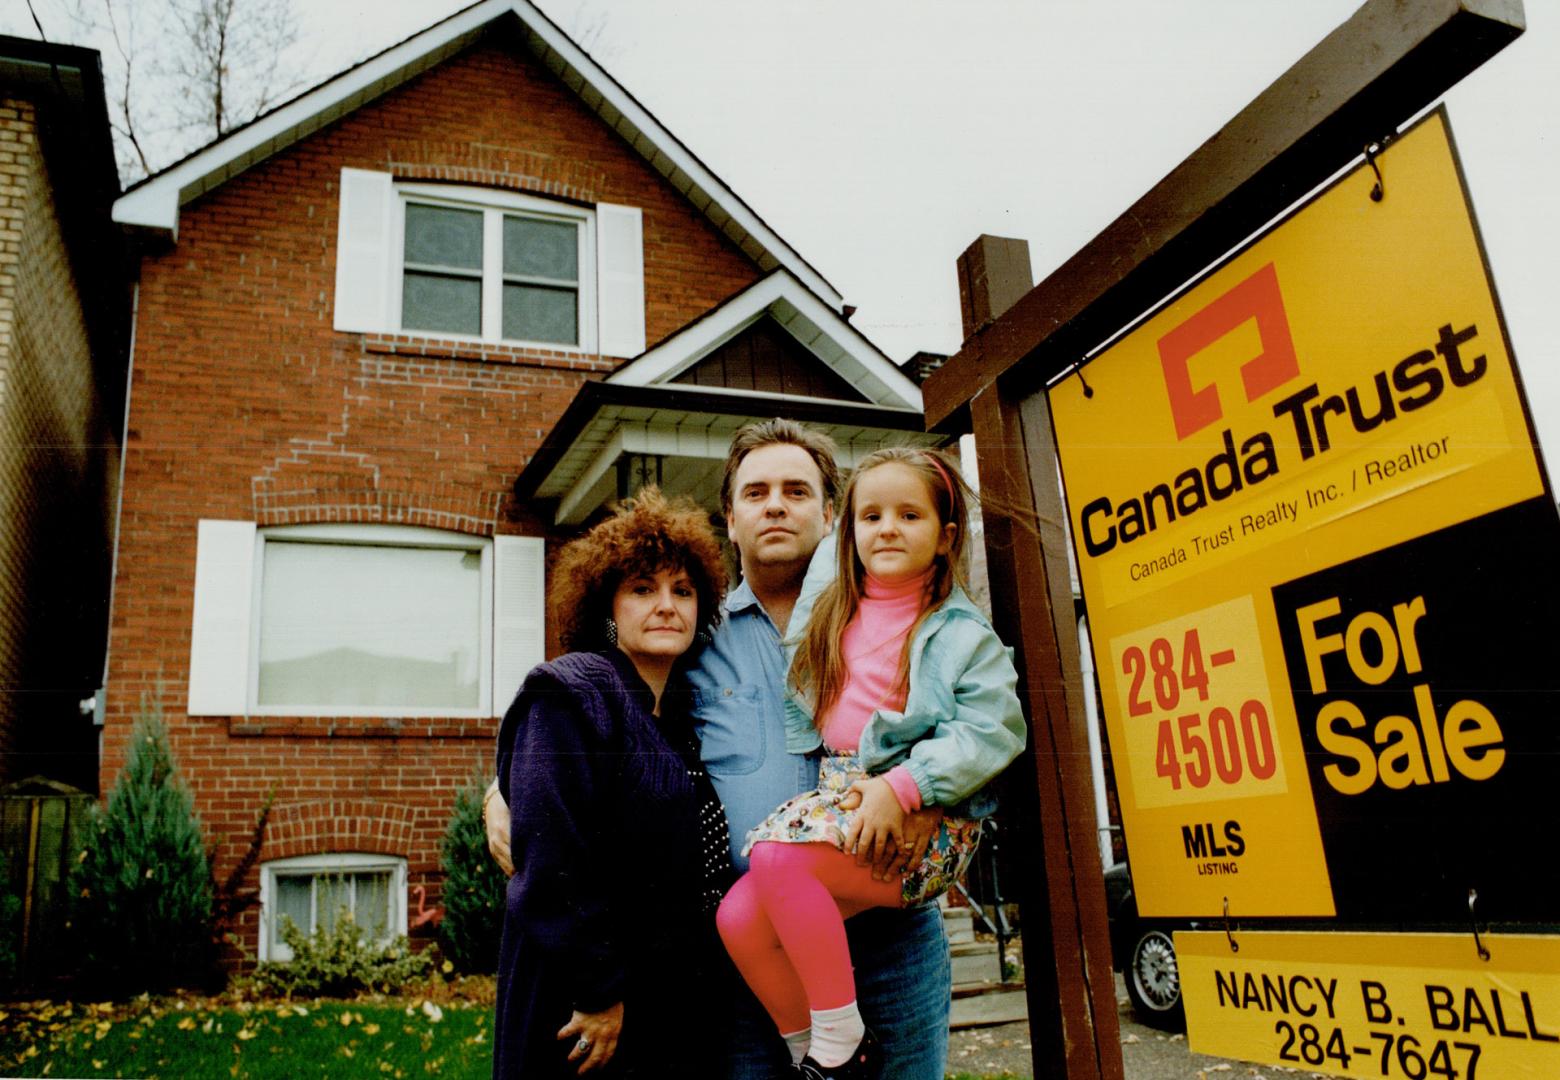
top-left (1223, 896), bottom-right (1239, 954)
top-left (1075, 364), bottom-right (1095, 399)
top-left (1468, 888), bottom-right (1491, 961)
top-left (1364, 141), bottom-right (1386, 202)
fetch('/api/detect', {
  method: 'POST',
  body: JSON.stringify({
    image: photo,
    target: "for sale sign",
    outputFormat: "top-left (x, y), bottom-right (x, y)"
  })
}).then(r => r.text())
top-left (1050, 108), bottom-right (1560, 920)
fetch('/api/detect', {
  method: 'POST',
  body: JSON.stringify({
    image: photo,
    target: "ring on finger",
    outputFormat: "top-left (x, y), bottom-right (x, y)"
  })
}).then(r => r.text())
top-left (575, 1037), bottom-right (592, 1053)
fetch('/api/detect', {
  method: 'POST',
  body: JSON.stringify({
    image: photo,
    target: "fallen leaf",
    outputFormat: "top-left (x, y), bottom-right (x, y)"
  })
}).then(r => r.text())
top-left (177, 1017), bottom-right (196, 1031)
top-left (364, 1023), bottom-right (381, 1035)
top-left (292, 1005), bottom-right (309, 1016)
top-left (341, 1012), bottom-right (355, 1026)
top-left (421, 1001), bottom-right (443, 1023)
top-left (441, 960), bottom-right (454, 974)
top-left (236, 1028), bottom-right (257, 1041)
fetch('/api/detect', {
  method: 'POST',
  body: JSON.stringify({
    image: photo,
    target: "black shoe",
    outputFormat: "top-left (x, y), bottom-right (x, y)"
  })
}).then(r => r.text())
top-left (797, 1029), bottom-right (880, 1079)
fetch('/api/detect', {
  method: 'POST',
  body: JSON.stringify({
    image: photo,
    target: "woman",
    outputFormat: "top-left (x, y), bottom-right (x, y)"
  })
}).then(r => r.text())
top-left (493, 488), bottom-right (735, 1077)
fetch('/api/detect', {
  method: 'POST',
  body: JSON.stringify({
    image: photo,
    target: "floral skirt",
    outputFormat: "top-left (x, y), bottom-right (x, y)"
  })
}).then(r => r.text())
top-left (742, 751), bottom-right (983, 907)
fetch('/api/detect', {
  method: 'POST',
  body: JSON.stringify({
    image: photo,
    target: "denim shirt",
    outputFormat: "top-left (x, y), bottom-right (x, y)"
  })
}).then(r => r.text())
top-left (687, 576), bottom-right (820, 871)
top-left (782, 538), bottom-right (1026, 817)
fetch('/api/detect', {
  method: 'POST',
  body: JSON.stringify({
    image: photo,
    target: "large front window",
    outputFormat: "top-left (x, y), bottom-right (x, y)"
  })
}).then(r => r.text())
top-left (398, 189), bottom-right (590, 347)
top-left (251, 525), bottom-right (491, 715)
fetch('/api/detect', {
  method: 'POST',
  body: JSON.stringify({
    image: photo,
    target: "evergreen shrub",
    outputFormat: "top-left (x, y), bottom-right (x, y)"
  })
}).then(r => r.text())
top-left (250, 910), bottom-right (431, 998)
top-left (68, 700), bottom-right (215, 993)
top-left (435, 774), bottom-right (506, 973)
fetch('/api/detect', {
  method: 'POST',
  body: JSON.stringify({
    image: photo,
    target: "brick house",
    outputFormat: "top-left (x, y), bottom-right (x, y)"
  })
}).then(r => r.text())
top-left (0, 37), bottom-right (127, 792)
top-left (108, 0), bottom-right (935, 963)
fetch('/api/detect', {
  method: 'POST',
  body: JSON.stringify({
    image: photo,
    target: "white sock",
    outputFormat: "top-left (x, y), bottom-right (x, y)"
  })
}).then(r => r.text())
top-left (781, 1028), bottom-right (811, 1067)
top-left (808, 1002), bottom-right (864, 1068)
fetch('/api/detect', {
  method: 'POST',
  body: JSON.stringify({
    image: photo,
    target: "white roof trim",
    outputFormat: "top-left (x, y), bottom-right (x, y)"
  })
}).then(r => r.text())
top-left (606, 270), bottom-right (923, 412)
top-left (110, 0), bottom-right (843, 310)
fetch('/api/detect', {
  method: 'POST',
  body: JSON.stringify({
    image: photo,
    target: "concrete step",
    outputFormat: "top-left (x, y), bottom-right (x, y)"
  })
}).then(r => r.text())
top-left (949, 940), bottom-right (1001, 985)
top-left (949, 986), bottom-right (1029, 1029)
top-left (942, 904), bottom-right (976, 945)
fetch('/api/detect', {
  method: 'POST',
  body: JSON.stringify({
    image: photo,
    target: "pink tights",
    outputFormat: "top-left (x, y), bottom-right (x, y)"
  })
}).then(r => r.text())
top-left (715, 840), bottom-right (902, 1033)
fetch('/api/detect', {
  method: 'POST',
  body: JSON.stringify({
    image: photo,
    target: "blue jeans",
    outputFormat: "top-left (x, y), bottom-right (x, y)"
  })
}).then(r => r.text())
top-left (720, 902), bottom-right (951, 1080)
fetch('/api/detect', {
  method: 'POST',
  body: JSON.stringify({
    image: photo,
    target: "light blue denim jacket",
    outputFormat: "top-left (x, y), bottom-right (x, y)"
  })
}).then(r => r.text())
top-left (781, 535), bottom-right (1027, 816)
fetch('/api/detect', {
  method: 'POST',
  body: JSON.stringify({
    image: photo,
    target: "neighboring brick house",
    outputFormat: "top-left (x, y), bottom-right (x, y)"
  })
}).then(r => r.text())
top-left (109, 0), bottom-right (935, 964)
top-left (0, 37), bottom-right (128, 791)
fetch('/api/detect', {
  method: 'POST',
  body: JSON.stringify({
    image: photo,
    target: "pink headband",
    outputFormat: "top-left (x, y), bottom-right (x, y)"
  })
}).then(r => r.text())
top-left (926, 454), bottom-right (955, 506)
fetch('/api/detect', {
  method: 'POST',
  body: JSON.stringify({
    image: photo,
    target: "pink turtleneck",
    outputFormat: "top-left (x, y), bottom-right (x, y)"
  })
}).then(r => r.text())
top-left (819, 569), bottom-right (931, 813)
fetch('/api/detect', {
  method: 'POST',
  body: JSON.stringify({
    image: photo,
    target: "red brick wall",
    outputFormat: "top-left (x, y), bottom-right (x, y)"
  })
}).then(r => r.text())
top-left (107, 31), bottom-right (761, 960)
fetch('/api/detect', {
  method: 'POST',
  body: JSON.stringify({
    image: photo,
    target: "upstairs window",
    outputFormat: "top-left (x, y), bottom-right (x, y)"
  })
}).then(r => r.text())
top-left (400, 198), bottom-right (585, 346)
top-left (334, 170), bottom-right (643, 357)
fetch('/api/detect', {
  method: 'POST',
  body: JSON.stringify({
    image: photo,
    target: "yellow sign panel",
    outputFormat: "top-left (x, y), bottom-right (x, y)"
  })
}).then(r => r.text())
top-left (1180, 931), bottom-right (1560, 1079)
top-left (1050, 109), bottom-right (1558, 919)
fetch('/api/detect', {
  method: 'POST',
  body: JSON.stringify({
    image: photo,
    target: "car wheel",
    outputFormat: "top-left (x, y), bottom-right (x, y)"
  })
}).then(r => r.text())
top-left (1124, 926), bottom-right (1185, 1031)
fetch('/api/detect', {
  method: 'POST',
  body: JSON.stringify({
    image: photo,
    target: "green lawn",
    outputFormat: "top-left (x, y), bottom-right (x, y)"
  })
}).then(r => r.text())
top-left (1, 997), bottom-right (1024, 1078)
top-left (0, 998), bottom-right (492, 1079)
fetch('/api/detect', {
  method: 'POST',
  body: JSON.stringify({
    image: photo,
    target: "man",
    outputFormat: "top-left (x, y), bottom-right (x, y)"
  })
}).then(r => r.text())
top-left (486, 419), bottom-right (952, 1078)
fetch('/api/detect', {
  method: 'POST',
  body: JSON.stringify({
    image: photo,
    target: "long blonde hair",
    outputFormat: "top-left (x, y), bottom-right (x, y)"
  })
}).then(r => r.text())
top-left (789, 447), bottom-right (972, 728)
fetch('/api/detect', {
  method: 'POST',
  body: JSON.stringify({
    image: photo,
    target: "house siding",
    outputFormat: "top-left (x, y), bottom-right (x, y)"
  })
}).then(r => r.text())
top-left (0, 97), bottom-right (117, 790)
top-left (106, 33), bottom-right (761, 961)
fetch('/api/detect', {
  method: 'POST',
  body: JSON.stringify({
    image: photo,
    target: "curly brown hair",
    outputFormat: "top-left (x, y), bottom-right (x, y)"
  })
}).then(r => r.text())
top-left (551, 487), bottom-right (727, 653)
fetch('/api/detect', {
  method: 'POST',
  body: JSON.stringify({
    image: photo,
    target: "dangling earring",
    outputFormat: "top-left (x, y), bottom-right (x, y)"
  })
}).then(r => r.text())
top-left (604, 617), bottom-right (618, 646)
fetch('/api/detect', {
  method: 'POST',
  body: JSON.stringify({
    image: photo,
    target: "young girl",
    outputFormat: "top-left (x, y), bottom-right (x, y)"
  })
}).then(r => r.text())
top-left (716, 447), bottom-right (1026, 1078)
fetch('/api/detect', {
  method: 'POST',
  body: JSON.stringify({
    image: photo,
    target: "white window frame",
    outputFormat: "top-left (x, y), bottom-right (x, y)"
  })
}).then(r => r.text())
top-left (258, 853), bottom-right (408, 963)
top-left (247, 523), bottom-right (494, 718)
top-left (393, 183), bottom-right (597, 352)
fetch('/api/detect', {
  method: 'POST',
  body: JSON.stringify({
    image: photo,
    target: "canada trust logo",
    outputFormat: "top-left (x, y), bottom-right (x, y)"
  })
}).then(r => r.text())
top-left (1158, 262), bottom-right (1300, 440)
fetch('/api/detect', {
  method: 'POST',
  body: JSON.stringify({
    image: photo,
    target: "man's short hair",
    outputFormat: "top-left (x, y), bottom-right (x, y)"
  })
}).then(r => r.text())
top-left (720, 418), bottom-right (841, 513)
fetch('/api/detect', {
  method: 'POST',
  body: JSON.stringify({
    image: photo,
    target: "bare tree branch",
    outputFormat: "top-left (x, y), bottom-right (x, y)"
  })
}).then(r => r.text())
top-left (41, 0), bottom-right (300, 180)
top-left (100, 0), bottom-right (152, 177)
top-left (167, 0), bottom-right (300, 142)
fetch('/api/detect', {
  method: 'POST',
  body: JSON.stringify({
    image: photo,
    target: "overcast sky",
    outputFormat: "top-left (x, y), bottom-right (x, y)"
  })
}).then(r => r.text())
top-left (15, 1), bottom-right (1560, 470)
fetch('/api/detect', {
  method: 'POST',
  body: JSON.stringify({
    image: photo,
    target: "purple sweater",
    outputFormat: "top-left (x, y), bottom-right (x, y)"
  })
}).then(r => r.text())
top-left (493, 648), bottom-right (731, 1077)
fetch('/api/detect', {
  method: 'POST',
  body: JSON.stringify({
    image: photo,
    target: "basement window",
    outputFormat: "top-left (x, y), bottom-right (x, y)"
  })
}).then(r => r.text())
top-left (259, 854), bottom-right (406, 962)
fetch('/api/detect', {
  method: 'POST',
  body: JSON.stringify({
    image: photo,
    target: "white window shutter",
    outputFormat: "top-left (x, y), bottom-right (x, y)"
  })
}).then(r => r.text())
top-left (492, 536), bottom-right (546, 717)
top-left (333, 168), bottom-right (395, 333)
top-left (188, 520), bottom-right (257, 716)
top-left (595, 203), bottom-right (645, 358)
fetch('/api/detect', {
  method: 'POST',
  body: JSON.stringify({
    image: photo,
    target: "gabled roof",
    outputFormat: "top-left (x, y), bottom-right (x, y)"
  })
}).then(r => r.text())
top-left (608, 270), bottom-right (922, 412)
top-left (109, 0), bottom-right (842, 311)
top-left (516, 270), bottom-right (930, 525)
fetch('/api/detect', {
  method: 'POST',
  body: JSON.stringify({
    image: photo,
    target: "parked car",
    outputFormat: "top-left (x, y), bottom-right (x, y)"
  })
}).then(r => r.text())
top-left (1103, 860), bottom-right (1194, 1031)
